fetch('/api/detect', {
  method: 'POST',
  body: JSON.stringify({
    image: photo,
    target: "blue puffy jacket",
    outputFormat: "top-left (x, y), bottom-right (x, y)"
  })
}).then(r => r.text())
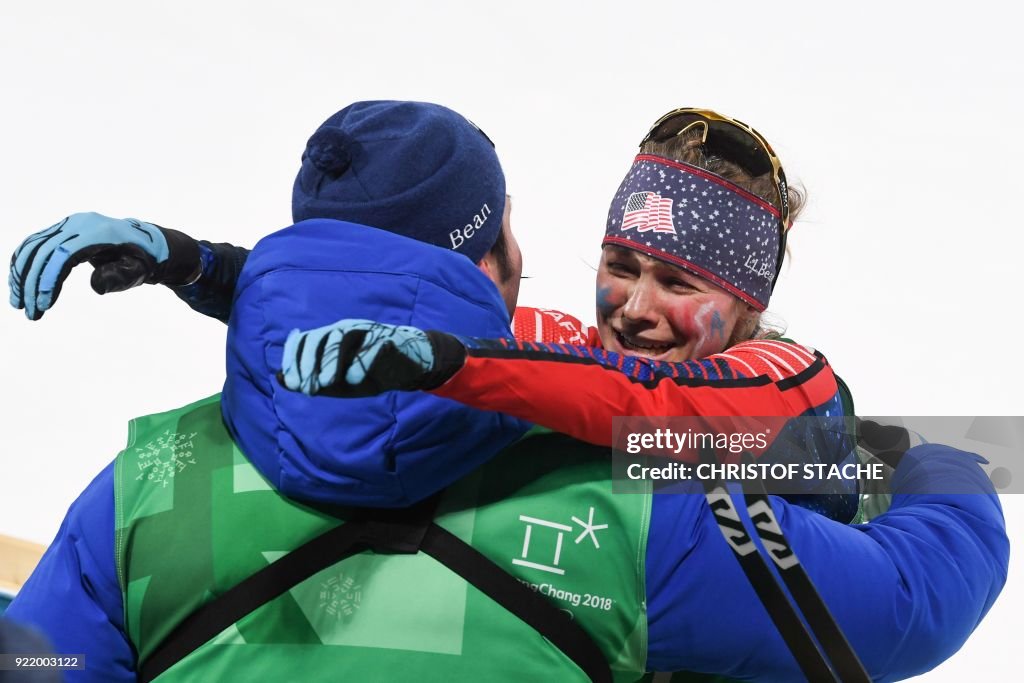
top-left (7, 221), bottom-right (1009, 681)
top-left (221, 219), bottom-right (530, 507)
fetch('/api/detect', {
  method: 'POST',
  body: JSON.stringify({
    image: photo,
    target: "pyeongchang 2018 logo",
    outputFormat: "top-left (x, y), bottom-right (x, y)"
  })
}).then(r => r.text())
top-left (621, 192), bottom-right (676, 234)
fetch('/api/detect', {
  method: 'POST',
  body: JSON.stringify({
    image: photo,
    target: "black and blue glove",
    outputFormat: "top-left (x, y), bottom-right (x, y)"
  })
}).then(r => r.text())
top-left (278, 319), bottom-right (467, 397)
top-left (9, 212), bottom-right (201, 320)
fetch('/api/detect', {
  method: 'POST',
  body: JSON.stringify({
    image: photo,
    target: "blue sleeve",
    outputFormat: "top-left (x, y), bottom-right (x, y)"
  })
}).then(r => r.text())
top-left (170, 242), bottom-right (250, 324)
top-left (645, 443), bottom-right (1009, 680)
top-left (5, 463), bottom-right (135, 683)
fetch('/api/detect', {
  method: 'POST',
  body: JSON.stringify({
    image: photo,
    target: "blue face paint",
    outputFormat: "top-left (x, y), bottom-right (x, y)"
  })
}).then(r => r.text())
top-left (710, 309), bottom-right (726, 342)
top-left (596, 286), bottom-right (615, 317)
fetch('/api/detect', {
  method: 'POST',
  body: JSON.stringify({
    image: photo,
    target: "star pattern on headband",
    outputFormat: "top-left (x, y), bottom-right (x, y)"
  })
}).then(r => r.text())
top-left (605, 158), bottom-right (780, 307)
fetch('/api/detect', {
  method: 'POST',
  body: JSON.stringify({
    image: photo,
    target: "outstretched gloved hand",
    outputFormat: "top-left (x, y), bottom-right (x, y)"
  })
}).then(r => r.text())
top-left (9, 212), bottom-right (201, 320)
top-left (278, 319), bottom-right (467, 398)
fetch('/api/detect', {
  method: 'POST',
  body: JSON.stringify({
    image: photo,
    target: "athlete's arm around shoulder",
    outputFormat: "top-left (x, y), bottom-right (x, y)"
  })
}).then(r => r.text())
top-left (4, 462), bottom-right (137, 683)
top-left (431, 335), bottom-right (839, 448)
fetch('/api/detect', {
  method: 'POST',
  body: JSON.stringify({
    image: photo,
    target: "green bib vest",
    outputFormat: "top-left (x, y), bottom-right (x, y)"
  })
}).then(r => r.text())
top-left (115, 395), bottom-right (651, 681)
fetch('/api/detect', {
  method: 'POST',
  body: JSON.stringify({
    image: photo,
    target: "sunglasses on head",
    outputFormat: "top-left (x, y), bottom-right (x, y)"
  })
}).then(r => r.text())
top-left (641, 108), bottom-right (790, 290)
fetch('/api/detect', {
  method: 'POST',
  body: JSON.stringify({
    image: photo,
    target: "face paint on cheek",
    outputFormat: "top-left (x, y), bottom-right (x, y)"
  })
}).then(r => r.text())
top-left (681, 302), bottom-right (724, 359)
top-left (596, 285), bottom-right (618, 318)
top-left (710, 310), bottom-right (726, 343)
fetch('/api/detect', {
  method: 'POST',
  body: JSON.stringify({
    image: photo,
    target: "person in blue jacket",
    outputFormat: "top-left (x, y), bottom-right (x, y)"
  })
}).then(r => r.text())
top-left (5, 102), bottom-right (1010, 680)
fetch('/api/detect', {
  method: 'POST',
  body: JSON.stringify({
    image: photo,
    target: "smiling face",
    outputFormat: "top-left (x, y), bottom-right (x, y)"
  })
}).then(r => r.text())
top-left (595, 245), bottom-right (753, 362)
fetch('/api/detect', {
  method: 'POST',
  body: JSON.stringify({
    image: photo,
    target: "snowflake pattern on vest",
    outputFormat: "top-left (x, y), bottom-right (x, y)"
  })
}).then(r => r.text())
top-left (134, 429), bottom-right (199, 487)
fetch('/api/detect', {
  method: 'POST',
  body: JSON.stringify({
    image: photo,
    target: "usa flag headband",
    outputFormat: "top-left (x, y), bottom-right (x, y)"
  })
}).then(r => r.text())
top-left (603, 154), bottom-right (780, 310)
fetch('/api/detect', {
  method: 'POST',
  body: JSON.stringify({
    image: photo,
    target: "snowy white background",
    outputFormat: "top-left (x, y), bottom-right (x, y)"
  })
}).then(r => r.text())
top-left (1, 1), bottom-right (1020, 679)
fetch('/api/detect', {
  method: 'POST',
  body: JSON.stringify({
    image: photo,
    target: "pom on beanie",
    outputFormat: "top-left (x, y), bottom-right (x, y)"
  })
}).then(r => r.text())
top-left (305, 127), bottom-right (354, 176)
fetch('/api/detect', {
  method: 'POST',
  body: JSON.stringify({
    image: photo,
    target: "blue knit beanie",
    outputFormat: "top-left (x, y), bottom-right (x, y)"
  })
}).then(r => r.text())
top-left (292, 101), bottom-right (506, 264)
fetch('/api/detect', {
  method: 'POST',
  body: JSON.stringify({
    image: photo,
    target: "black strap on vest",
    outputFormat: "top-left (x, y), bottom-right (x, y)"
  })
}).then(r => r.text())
top-left (417, 523), bottom-right (611, 683)
top-left (138, 498), bottom-right (612, 683)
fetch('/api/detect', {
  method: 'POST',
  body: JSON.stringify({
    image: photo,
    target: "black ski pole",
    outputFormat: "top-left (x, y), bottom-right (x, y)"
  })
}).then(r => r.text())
top-left (698, 445), bottom-right (838, 682)
top-left (739, 453), bottom-right (871, 683)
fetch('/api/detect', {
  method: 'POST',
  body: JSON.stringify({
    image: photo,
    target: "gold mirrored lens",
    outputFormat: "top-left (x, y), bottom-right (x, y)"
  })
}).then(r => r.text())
top-left (643, 109), bottom-right (787, 224)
